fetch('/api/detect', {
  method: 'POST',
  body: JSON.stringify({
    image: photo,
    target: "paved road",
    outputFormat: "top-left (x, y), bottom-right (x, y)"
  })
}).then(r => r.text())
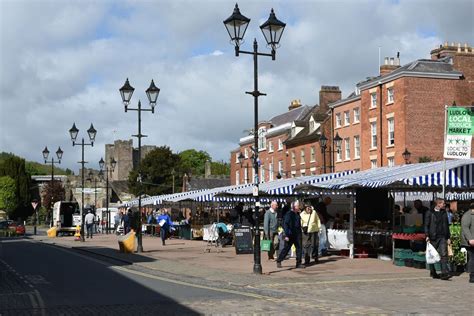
top-left (0, 239), bottom-right (250, 315)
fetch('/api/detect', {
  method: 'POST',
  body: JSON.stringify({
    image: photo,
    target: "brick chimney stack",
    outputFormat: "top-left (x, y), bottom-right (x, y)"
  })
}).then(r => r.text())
top-left (431, 42), bottom-right (473, 60)
top-left (319, 86), bottom-right (341, 114)
top-left (380, 53), bottom-right (401, 76)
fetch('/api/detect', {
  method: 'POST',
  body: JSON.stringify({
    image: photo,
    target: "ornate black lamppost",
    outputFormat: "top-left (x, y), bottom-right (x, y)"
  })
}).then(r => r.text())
top-left (224, 4), bottom-right (286, 274)
top-left (402, 148), bottom-right (411, 164)
top-left (99, 157), bottom-right (116, 235)
top-left (119, 78), bottom-right (160, 252)
top-left (42, 146), bottom-right (63, 227)
top-left (69, 123), bottom-right (97, 242)
top-left (318, 133), bottom-right (342, 173)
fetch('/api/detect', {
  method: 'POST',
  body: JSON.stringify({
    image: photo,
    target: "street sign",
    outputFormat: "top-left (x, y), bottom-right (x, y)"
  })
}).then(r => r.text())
top-left (444, 106), bottom-right (474, 159)
top-left (75, 188), bottom-right (103, 194)
top-left (233, 226), bottom-right (253, 254)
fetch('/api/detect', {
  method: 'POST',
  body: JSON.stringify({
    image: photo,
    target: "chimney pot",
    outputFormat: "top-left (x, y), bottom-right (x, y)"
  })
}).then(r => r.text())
top-left (384, 57), bottom-right (389, 65)
top-left (444, 41), bottom-right (448, 47)
top-left (451, 42), bottom-right (455, 47)
top-left (457, 43), bottom-right (461, 52)
top-left (390, 57), bottom-right (394, 65)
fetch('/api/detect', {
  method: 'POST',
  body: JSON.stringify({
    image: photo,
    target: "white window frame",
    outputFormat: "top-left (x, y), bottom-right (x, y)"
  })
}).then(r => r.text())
top-left (258, 128), bottom-right (266, 151)
top-left (370, 122), bottom-right (377, 148)
top-left (261, 165), bottom-right (265, 183)
top-left (278, 139), bottom-right (283, 151)
top-left (371, 159), bottom-right (377, 169)
top-left (269, 163), bottom-right (274, 181)
top-left (309, 120), bottom-right (315, 132)
top-left (310, 146), bottom-right (316, 162)
top-left (354, 136), bottom-right (360, 159)
top-left (278, 160), bottom-right (284, 177)
top-left (291, 151), bottom-right (296, 166)
top-left (387, 87), bottom-right (394, 104)
top-left (335, 113), bottom-right (342, 128)
top-left (235, 153), bottom-right (239, 163)
top-left (370, 93), bottom-right (377, 108)
top-left (268, 140), bottom-right (274, 152)
top-left (300, 169), bottom-right (305, 176)
top-left (244, 148), bottom-right (248, 159)
top-left (388, 157), bottom-right (395, 167)
top-left (300, 149), bottom-right (305, 165)
top-left (353, 108), bottom-right (360, 123)
top-left (235, 170), bottom-right (240, 185)
top-left (344, 138), bottom-right (350, 161)
top-left (388, 118), bottom-right (395, 146)
top-left (336, 146), bottom-right (342, 162)
top-left (344, 111), bottom-right (350, 126)
top-left (244, 167), bottom-right (248, 184)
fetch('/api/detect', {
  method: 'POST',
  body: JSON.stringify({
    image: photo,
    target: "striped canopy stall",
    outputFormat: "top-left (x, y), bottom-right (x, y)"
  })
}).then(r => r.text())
top-left (296, 159), bottom-right (474, 191)
top-left (164, 183), bottom-right (253, 203)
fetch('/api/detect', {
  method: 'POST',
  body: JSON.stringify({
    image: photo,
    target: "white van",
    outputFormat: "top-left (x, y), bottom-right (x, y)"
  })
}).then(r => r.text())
top-left (53, 201), bottom-right (81, 236)
top-left (95, 207), bottom-right (119, 232)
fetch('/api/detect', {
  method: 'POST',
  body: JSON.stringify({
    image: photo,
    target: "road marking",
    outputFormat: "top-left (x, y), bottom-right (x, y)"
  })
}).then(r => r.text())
top-left (262, 276), bottom-right (430, 287)
top-left (112, 266), bottom-right (276, 301)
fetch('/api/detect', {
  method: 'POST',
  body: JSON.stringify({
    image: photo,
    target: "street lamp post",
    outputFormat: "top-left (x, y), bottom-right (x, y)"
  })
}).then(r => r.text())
top-left (120, 78), bottom-right (160, 253)
top-left (224, 4), bottom-right (286, 274)
top-left (69, 123), bottom-right (97, 242)
top-left (99, 157), bottom-right (116, 235)
top-left (42, 146), bottom-right (64, 227)
top-left (318, 133), bottom-right (342, 173)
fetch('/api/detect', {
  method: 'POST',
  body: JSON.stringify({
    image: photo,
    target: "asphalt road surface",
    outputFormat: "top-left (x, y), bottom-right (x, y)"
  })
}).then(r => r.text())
top-left (0, 239), bottom-right (244, 315)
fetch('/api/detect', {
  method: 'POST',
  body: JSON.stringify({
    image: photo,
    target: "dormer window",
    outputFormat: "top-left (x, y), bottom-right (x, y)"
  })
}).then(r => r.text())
top-left (309, 117), bottom-right (316, 133)
top-left (291, 126), bottom-right (296, 137)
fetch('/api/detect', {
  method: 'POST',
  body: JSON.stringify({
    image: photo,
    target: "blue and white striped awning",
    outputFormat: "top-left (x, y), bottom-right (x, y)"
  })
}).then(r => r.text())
top-left (302, 159), bottom-right (474, 190)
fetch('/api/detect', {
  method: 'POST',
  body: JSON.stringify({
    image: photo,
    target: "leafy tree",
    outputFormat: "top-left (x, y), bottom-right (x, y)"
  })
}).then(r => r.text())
top-left (418, 156), bottom-right (433, 163)
top-left (128, 146), bottom-right (181, 196)
top-left (211, 161), bottom-right (230, 176)
top-left (178, 149), bottom-right (211, 176)
top-left (0, 176), bottom-right (17, 217)
top-left (0, 155), bottom-right (32, 220)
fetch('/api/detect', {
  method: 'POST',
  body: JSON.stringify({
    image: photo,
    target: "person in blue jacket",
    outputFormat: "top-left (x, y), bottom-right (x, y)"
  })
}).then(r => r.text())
top-left (157, 209), bottom-right (173, 246)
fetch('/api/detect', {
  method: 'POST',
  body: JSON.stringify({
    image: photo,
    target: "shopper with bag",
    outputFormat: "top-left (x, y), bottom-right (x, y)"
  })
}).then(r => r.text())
top-left (158, 208), bottom-right (173, 246)
top-left (263, 201), bottom-right (279, 260)
top-left (424, 198), bottom-right (451, 280)
top-left (300, 204), bottom-right (320, 264)
top-left (460, 202), bottom-right (474, 283)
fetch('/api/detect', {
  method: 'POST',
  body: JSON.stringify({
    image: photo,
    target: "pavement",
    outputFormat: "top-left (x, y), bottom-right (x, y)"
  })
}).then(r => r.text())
top-left (25, 232), bottom-right (473, 315)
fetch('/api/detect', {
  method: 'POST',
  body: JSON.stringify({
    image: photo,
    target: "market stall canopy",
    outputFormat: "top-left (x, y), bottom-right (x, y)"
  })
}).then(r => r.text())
top-left (294, 159), bottom-right (474, 192)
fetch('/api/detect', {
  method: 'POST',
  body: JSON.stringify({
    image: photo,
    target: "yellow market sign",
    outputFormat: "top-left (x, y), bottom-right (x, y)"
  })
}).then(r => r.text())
top-left (444, 107), bottom-right (474, 159)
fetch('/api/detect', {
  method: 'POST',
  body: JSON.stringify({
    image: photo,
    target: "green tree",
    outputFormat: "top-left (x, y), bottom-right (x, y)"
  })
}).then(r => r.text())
top-left (178, 149), bottom-right (211, 176)
top-left (0, 176), bottom-right (17, 216)
top-left (42, 180), bottom-right (65, 214)
top-left (418, 156), bottom-right (433, 163)
top-left (128, 146), bottom-right (180, 196)
top-left (0, 155), bottom-right (32, 220)
top-left (211, 161), bottom-right (230, 176)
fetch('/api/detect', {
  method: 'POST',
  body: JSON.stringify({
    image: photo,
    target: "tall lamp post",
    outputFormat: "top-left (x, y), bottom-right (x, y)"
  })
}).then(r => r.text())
top-left (99, 157), bottom-right (116, 235)
top-left (69, 123), bottom-right (97, 242)
top-left (119, 78), bottom-right (160, 253)
top-left (318, 133), bottom-right (342, 173)
top-left (224, 4), bottom-right (286, 274)
top-left (42, 146), bottom-right (64, 227)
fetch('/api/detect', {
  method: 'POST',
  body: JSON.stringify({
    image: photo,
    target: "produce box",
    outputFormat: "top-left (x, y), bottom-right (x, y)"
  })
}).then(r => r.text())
top-left (394, 258), bottom-right (405, 267)
top-left (402, 226), bottom-right (417, 234)
top-left (426, 262), bottom-right (441, 271)
top-left (404, 258), bottom-right (414, 267)
top-left (394, 248), bottom-right (413, 259)
top-left (413, 251), bottom-right (426, 262)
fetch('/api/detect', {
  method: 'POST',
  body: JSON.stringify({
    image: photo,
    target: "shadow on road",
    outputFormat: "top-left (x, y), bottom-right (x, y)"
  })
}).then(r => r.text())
top-left (0, 240), bottom-right (200, 315)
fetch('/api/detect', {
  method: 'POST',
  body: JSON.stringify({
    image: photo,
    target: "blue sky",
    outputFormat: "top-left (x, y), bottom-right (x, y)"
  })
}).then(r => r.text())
top-left (0, 0), bottom-right (472, 172)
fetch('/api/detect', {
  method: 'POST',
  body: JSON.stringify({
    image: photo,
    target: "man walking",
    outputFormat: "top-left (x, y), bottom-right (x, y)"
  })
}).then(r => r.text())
top-left (276, 200), bottom-right (304, 269)
top-left (264, 201), bottom-right (279, 260)
top-left (461, 202), bottom-right (474, 283)
top-left (84, 210), bottom-right (95, 239)
top-left (301, 204), bottom-right (320, 264)
top-left (424, 198), bottom-right (451, 280)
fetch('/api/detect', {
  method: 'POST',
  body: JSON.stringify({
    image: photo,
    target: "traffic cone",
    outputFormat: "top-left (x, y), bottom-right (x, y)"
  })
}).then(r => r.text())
top-left (74, 225), bottom-right (81, 241)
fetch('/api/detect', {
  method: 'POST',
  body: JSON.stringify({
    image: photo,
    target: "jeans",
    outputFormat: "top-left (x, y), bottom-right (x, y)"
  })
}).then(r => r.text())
top-left (265, 232), bottom-right (279, 259)
top-left (429, 237), bottom-right (448, 274)
top-left (302, 232), bottom-right (319, 262)
top-left (319, 224), bottom-right (328, 255)
top-left (86, 223), bottom-right (93, 238)
top-left (160, 227), bottom-right (167, 245)
top-left (277, 234), bottom-right (303, 265)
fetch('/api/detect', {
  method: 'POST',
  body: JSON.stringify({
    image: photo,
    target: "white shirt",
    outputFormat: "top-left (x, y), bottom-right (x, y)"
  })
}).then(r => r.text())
top-left (85, 213), bottom-right (95, 224)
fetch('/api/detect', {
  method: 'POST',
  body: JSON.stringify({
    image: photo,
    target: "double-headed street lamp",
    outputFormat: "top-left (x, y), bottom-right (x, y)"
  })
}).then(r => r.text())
top-left (119, 78), bottom-right (160, 253)
top-left (402, 148), bottom-right (411, 164)
top-left (99, 157), bottom-right (116, 235)
top-left (224, 4), bottom-right (286, 274)
top-left (69, 123), bottom-right (97, 242)
top-left (42, 146), bottom-right (64, 227)
top-left (318, 133), bottom-right (342, 173)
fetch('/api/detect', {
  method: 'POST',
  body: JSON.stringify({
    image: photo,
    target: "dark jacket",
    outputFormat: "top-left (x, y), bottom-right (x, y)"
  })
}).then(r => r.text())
top-left (461, 209), bottom-right (474, 247)
top-left (424, 208), bottom-right (450, 240)
top-left (315, 202), bottom-right (332, 225)
top-left (282, 211), bottom-right (302, 237)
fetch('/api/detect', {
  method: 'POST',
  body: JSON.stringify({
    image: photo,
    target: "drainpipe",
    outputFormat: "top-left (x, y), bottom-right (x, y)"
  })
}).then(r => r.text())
top-left (379, 82), bottom-right (383, 167)
top-left (330, 107), bottom-right (335, 172)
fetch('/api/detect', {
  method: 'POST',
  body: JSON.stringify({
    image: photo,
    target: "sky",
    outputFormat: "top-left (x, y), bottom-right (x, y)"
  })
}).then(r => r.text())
top-left (0, 0), bottom-right (473, 173)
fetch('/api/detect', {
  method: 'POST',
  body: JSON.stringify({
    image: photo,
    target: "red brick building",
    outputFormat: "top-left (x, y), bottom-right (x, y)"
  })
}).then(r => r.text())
top-left (230, 43), bottom-right (474, 184)
top-left (330, 43), bottom-right (474, 172)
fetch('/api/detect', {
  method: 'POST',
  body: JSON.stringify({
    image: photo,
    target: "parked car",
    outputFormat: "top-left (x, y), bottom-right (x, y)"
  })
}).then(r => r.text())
top-left (0, 220), bottom-right (9, 229)
top-left (9, 222), bottom-right (26, 235)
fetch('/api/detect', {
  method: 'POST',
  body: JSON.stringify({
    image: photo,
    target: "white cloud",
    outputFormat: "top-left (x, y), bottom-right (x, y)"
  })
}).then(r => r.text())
top-left (0, 0), bottom-right (472, 172)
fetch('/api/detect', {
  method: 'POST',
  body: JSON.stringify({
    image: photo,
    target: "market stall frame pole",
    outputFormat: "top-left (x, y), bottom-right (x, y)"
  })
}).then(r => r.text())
top-left (223, 4), bottom-right (286, 274)
top-left (348, 192), bottom-right (355, 259)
